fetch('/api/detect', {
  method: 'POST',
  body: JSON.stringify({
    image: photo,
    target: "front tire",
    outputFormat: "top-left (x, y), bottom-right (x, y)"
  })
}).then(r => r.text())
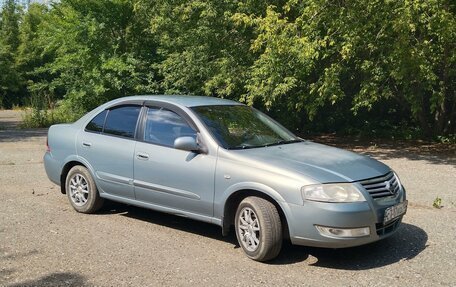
top-left (66, 165), bottom-right (104, 213)
top-left (235, 196), bottom-right (283, 261)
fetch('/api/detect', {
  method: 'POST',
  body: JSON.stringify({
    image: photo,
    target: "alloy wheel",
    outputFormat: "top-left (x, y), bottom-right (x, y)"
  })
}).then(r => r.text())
top-left (237, 207), bottom-right (261, 252)
top-left (69, 173), bottom-right (89, 206)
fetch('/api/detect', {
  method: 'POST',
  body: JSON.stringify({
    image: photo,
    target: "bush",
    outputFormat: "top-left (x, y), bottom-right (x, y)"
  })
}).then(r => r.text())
top-left (21, 101), bottom-right (83, 128)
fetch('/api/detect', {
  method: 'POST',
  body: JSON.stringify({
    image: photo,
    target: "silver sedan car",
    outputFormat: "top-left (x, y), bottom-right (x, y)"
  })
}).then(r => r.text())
top-left (44, 95), bottom-right (407, 261)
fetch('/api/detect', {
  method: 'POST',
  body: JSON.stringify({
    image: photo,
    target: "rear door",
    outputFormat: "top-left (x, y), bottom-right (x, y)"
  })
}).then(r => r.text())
top-left (133, 105), bottom-right (216, 218)
top-left (77, 105), bottom-right (141, 199)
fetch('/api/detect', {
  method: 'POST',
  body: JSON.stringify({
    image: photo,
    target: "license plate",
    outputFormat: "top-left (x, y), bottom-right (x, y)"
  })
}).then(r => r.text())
top-left (383, 200), bottom-right (408, 224)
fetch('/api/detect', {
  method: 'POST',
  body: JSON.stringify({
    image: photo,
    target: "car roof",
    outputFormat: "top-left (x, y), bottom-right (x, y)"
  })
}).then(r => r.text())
top-left (112, 95), bottom-right (244, 108)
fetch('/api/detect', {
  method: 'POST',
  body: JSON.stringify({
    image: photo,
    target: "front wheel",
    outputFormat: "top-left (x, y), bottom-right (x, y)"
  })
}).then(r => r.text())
top-left (66, 165), bottom-right (104, 213)
top-left (235, 196), bottom-right (283, 261)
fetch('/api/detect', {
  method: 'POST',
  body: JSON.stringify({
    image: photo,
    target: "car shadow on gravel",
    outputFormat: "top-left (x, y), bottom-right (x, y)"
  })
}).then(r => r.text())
top-left (99, 201), bottom-right (239, 246)
top-left (271, 223), bottom-right (428, 269)
top-left (99, 202), bottom-right (427, 269)
top-left (7, 272), bottom-right (87, 287)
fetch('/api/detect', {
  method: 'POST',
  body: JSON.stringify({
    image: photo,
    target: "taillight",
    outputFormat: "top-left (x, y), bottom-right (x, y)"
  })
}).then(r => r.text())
top-left (46, 137), bottom-right (50, 152)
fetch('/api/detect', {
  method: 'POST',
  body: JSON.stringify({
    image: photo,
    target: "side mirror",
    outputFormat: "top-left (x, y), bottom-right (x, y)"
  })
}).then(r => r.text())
top-left (174, 136), bottom-right (200, 152)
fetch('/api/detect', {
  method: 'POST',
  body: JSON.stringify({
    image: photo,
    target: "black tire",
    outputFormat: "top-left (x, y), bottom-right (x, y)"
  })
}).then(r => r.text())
top-left (65, 165), bottom-right (104, 213)
top-left (235, 196), bottom-right (283, 261)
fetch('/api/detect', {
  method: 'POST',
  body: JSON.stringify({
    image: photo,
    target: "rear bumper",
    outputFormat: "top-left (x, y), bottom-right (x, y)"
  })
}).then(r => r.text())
top-left (43, 152), bottom-right (61, 185)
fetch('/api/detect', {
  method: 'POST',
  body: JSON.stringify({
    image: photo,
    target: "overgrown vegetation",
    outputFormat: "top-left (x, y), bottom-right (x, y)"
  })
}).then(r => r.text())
top-left (1, 0), bottom-right (455, 139)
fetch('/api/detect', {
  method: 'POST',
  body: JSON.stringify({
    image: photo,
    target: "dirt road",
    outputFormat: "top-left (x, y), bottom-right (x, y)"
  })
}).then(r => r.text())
top-left (1, 110), bottom-right (455, 286)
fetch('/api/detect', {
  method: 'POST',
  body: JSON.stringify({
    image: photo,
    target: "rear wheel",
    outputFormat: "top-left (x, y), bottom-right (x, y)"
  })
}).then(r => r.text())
top-left (235, 196), bottom-right (283, 261)
top-left (66, 165), bottom-right (104, 213)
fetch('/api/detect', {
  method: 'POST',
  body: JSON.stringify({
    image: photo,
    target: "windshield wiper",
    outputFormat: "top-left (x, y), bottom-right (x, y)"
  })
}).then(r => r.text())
top-left (264, 139), bottom-right (303, 147)
top-left (230, 144), bottom-right (258, 150)
top-left (229, 139), bottom-right (303, 150)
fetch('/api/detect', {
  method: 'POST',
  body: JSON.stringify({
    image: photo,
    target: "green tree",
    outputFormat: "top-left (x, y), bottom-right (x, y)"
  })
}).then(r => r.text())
top-left (146, 0), bottom-right (268, 99)
top-left (235, 0), bottom-right (456, 136)
top-left (30, 0), bottom-right (158, 114)
top-left (0, 0), bottom-right (21, 108)
top-left (15, 3), bottom-right (50, 107)
top-left (13, 0), bottom-right (456, 137)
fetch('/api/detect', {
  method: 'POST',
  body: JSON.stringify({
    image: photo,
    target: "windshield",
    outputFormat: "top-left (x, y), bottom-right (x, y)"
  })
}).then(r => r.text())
top-left (191, 105), bottom-right (301, 149)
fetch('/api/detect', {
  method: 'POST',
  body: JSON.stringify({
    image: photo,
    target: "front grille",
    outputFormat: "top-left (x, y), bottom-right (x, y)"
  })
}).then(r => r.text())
top-left (376, 218), bottom-right (401, 236)
top-left (359, 172), bottom-right (400, 199)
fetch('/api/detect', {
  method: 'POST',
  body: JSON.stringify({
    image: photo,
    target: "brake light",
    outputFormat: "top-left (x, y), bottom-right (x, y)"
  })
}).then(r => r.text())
top-left (46, 137), bottom-right (50, 152)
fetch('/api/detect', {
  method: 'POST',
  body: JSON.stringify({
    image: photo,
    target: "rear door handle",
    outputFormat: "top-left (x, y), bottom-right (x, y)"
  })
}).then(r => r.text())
top-left (136, 152), bottom-right (149, 160)
top-left (82, 142), bottom-right (92, 147)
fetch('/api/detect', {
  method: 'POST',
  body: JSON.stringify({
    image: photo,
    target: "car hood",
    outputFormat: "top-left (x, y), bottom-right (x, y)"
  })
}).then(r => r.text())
top-left (230, 141), bottom-right (390, 183)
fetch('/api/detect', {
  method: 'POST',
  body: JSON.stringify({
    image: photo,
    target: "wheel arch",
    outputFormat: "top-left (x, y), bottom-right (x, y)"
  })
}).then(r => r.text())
top-left (60, 157), bottom-right (95, 194)
top-left (222, 189), bottom-right (290, 240)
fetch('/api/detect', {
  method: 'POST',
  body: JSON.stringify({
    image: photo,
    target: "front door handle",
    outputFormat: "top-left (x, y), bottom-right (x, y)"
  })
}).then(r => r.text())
top-left (82, 142), bottom-right (92, 147)
top-left (136, 152), bottom-right (149, 160)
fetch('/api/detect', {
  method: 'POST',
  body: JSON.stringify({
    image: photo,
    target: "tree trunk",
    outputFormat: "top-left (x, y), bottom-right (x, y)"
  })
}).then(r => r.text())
top-left (435, 36), bottom-right (451, 135)
top-left (418, 109), bottom-right (432, 138)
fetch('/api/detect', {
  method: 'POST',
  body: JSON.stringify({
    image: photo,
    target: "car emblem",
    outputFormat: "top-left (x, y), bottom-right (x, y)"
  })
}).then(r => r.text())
top-left (385, 181), bottom-right (395, 194)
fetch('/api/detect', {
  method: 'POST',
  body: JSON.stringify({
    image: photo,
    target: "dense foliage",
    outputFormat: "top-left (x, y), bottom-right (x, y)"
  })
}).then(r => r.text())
top-left (1, 0), bottom-right (455, 137)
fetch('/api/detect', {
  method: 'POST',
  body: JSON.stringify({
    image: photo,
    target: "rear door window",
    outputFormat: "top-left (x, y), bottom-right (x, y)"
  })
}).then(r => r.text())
top-left (103, 106), bottom-right (141, 138)
top-left (85, 110), bottom-right (108, 133)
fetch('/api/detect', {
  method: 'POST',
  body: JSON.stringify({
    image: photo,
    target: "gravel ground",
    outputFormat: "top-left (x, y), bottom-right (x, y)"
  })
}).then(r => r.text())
top-left (1, 110), bottom-right (455, 287)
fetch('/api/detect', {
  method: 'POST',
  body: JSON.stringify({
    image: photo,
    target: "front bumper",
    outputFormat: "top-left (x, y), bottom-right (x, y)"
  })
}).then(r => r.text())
top-left (287, 188), bottom-right (406, 248)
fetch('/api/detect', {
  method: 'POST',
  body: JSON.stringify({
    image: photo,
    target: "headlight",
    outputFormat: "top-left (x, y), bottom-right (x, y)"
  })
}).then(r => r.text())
top-left (301, 183), bottom-right (366, 203)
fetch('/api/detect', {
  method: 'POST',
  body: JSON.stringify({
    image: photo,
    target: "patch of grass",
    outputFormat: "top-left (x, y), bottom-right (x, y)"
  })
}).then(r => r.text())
top-left (11, 104), bottom-right (24, 111)
top-left (21, 109), bottom-right (53, 128)
top-left (21, 103), bottom-right (82, 128)
top-left (433, 197), bottom-right (443, 209)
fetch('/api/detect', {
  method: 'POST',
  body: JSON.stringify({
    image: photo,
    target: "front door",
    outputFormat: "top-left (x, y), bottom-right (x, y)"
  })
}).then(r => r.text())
top-left (133, 106), bottom-right (216, 218)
